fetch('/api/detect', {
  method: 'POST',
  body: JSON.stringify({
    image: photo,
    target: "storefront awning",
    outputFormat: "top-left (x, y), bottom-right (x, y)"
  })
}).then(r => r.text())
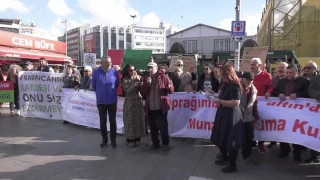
top-left (0, 46), bottom-right (71, 62)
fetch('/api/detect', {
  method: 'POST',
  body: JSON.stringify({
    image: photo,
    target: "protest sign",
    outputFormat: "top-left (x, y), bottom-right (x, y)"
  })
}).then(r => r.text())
top-left (18, 71), bottom-right (63, 120)
top-left (168, 56), bottom-right (197, 73)
top-left (0, 81), bottom-right (14, 102)
top-left (241, 46), bottom-right (268, 72)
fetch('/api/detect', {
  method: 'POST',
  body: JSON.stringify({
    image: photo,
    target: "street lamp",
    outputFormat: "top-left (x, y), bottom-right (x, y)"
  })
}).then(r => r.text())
top-left (61, 20), bottom-right (68, 56)
top-left (130, 15), bottom-right (136, 26)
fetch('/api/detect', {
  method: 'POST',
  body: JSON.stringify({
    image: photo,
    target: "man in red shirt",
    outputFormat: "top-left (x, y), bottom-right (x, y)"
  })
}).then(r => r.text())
top-left (250, 58), bottom-right (274, 155)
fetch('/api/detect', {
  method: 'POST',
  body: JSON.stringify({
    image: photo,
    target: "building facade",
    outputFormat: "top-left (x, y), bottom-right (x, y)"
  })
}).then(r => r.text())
top-left (257, 0), bottom-right (320, 58)
top-left (132, 26), bottom-right (166, 53)
top-left (0, 19), bottom-right (21, 33)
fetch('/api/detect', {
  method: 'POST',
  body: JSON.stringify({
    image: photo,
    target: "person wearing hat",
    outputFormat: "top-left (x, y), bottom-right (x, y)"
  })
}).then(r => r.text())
top-left (37, 57), bottom-right (54, 73)
top-left (140, 58), bottom-right (174, 151)
top-left (239, 71), bottom-right (259, 165)
top-left (24, 61), bottom-right (34, 71)
top-left (63, 60), bottom-right (81, 77)
top-left (62, 64), bottom-right (81, 124)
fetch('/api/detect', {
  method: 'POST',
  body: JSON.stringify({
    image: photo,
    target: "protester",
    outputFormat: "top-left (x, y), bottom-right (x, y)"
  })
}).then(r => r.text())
top-left (197, 64), bottom-right (219, 93)
top-left (62, 64), bottom-right (81, 124)
top-left (158, 64), bottom-right (168, 75)
top-left (122, 64), bottom-right (145, 148)
top-left (92, 56), bottom-right (119, 148)
top-left (302, 61), bottom-right (318, 80)
top-left (213, 66), bottom-right (222, 85)
top-left (178, 72), bottom-right (196, 92)
top-left (24, 61), bottom-right (34, 71)
top-left (268, 61), bottom-right (289, 149)
top-left (273, 64), bottom-right (309, 162)
top-left (210, 64), bottom-right (243, 173)
top-left (303, 73), bottom-right (320, 164)
top-left (79, 66), bottom-right (93, 90)
top-left (54, 65), bottom-right (60, 73)
top-left (63, 60), bottom-right (81, 77)
top-left (250, 58), bottom-right (273, 154)
top-left (7, 65), bottom-right (22, 116)
top-left (140, 59), bottom-right (174, 151)
top-left (239, 72), bottom-right (258, 165)
top-left (37, 57), bottom-right (54, 73)
top-left (170, 66), bottom-right (183, 92)
top-left (0, 68), bottom-right (4, 81)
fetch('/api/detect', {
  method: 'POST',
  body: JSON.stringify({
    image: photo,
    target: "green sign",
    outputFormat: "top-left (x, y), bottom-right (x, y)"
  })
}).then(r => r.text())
top-left (122, 50), bottom-right (152, 70)
top-left (0, 90), bottom-right (14, 102)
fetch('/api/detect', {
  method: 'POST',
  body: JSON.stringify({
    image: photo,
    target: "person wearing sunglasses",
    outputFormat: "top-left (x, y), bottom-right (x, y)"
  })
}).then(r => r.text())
top-left (302, 61), bottom-right (318, 80)
top-left (79, 66), bottom-right (93, 90)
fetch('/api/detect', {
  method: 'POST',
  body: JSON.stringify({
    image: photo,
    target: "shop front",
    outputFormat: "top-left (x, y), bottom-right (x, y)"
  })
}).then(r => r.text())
top-left (0, 30), bottom-right (72, 75)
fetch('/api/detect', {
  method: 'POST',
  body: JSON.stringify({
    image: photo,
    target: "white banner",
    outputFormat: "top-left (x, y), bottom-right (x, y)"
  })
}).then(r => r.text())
top-left (18, 71), bottom-right (63, 120)
top-left (61, 88), bottom-right (124, 134)
top-left (167, 93), bottom-right (320, 152)
top-left (83, 53), bottom-right (96, 67)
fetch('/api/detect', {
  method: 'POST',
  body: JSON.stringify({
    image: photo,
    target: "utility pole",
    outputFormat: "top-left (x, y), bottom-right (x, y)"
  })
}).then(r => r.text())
top-left (61, 20), bottom-right (68, 56)
top-left (234, 0), bottom-right (241, 71)
top-left (130, 15), bottom-right (136, 49)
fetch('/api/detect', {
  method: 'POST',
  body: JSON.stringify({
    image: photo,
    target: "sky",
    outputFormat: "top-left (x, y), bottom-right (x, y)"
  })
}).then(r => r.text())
top-left (0, 0), bottom-right (267, 40)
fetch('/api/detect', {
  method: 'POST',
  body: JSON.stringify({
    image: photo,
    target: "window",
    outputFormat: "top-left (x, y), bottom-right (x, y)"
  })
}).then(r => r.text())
top-left (182, 40), bottom-right (197, 53)
top-left (214, 39), bottom-right (231, 51)
top-left (145, 36), bottom-right (154, 40)
top-left (119, 35), bottom-right (124, 41)
top-left (136, 42), bottom-right (141, 46)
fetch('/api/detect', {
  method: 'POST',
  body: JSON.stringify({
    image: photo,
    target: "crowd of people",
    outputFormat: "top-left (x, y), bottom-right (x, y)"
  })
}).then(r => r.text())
top-left (1, 55), bottom-right (319, 174)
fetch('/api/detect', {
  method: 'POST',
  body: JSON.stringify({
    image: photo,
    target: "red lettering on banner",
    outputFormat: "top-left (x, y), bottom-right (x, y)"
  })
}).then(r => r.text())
top-left (266, 101), bottom-right (320, 113)
top-left (255, 119), bottom-right (286, 131)
top-left (171, 97), bottom-right (218, 111)
top-left (292, 119), bottom-right (319, 138)
top-left (187, 118), bottom-right (214, 130)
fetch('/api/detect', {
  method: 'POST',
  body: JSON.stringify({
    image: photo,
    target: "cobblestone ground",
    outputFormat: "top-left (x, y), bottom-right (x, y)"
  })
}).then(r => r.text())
top-left (0, 106), bottom-right (319, 180)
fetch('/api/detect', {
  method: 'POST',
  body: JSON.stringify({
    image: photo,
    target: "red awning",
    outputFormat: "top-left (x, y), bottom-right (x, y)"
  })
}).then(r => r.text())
top-left (0, 46), bottom-right (72, 62)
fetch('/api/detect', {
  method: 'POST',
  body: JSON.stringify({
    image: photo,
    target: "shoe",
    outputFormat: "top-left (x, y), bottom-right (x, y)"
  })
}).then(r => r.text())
top-left (128, 142), bottom-right (135, 148)
top-left (215, 155), bottom-right (229, 165)
top-left (10, 111), bottom-right (14, 116)
top-left (242, 157), bottom-right (258, 165)
top-left (257, 145), bottom-right (266, 155)
top-left (148, 144), bottom-right (160, 150)
top-left (100, 140), bottom-right (108, 148)
top-left (294, 155), bottom-right (302, 162)
top-left (63, 121), bottom-right (69, 124)
top-left (111, 139), bottom-right (117, 148)
top-left (278, 151), bottom-right (289, 158)
top-left (16, 110), bottom-right (20, 116)
top-left (221, 165), bottom-right (237, 173)
top-left (163, 145), bottom-right (169, 151)
top-left (267, 142), bottom-right (277, 149)
top-left (135, 141), bottom-right (141, 147)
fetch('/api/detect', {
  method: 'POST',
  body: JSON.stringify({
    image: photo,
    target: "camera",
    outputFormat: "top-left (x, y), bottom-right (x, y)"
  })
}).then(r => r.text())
top-left (235, 6), bottom-right (240, 10)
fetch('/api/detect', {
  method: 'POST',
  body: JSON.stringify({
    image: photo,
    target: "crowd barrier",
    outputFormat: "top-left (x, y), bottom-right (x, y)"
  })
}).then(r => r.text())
top-left (17, 71), bottom-right (320, 152)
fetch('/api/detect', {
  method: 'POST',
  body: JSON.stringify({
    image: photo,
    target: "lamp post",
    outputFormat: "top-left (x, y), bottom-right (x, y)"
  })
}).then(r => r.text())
top-left (234, 0), bottom-right (241, 71)
top-left (61, 20), bottom-right (68, 56)
top-left (130, 15), bottom-right (137, 49)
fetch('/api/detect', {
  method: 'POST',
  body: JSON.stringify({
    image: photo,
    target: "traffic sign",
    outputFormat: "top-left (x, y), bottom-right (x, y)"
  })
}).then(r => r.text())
top-left (231, 36), bottom-right (244, 42)
top-left (231, 21), bottom-right (246, 36)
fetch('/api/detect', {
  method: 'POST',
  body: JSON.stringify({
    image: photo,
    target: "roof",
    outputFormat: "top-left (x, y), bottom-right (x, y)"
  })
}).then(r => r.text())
top-left (167, 23), bottom-right (231, 38)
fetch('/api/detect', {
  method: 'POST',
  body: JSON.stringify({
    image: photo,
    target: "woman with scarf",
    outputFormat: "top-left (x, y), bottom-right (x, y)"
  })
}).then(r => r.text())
top-left (7, 65), bottom-right (22, 116)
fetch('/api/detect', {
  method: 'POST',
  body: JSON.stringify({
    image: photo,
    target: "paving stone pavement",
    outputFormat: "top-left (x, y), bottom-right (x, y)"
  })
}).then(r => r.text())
top-left (0, 107), bottom-right (319, 180)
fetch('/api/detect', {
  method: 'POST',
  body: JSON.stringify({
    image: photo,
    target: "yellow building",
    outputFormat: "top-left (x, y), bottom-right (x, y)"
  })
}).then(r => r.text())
top-left (257, 0), bottom-right (320, 65)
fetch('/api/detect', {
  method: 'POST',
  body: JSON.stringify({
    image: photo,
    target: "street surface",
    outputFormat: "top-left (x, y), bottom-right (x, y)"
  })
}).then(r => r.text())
top-left (0, 106), bottom-right (319, 180)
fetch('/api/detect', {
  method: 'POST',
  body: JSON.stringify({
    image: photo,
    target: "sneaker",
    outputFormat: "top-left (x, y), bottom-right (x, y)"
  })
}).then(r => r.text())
top-left (242, 157), bottom-right (258, 165)
top-left (127, 142), bottom-right (135, 148)
top-left (148, 144), bottom-right (160, 150)
top-left (221, 165), bottom-right (237, 173)
top-left (10, 111), bottom-right (14, 116)
top-left (16, 110), bottom-right (20, 116)
top-left (257, 145), bottom-right (266, 155)
top-left (304, 157), bottom-right (320, 164)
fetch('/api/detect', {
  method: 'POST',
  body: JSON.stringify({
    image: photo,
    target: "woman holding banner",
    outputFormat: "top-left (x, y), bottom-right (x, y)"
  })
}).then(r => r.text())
top-left (7, 65), bottom-right (22, 116)
top-left (210, 65), bottom-right (243, 173)
top-left (122, 64), bottom-right (145, 148)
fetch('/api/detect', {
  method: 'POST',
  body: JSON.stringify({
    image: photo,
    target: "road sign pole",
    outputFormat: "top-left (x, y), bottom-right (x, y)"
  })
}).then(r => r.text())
top-left (234, 0), bottom-right (241, 71)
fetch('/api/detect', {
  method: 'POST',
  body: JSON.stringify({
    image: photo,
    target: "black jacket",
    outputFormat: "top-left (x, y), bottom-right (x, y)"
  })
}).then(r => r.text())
top-left (273, 76), bottom-right (310, 98)
top-left (37, 66), bottom-right (52, 72)
top-left (197, 73), bottom-right (220, 93)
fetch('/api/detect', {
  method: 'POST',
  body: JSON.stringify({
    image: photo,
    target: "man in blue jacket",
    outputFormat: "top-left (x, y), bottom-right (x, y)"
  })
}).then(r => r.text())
top-left (92, 56), bottom-right (119, 148)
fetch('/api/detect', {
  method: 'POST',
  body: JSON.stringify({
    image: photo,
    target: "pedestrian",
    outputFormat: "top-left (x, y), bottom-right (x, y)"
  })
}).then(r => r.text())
top-left (210, 64), bottom-right (243, 173)
top-left (92, 56), bottom-right (119, 148)
top-left (122, 64), bottom-right (145, 148)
